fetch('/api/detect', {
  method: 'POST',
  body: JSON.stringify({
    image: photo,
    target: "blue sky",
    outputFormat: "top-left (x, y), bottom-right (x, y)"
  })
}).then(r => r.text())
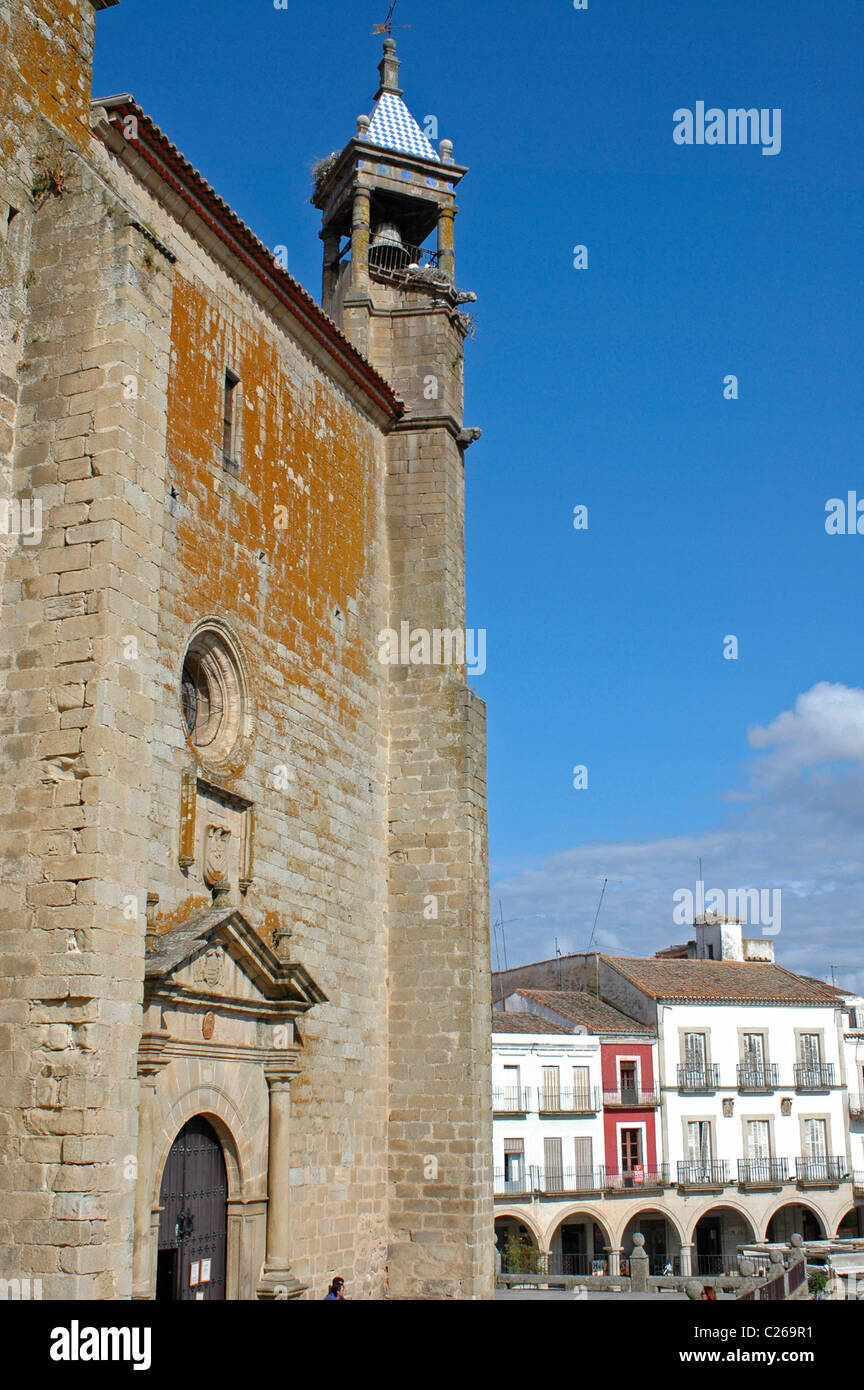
top-left (93, 1), bottom-right (864, 987)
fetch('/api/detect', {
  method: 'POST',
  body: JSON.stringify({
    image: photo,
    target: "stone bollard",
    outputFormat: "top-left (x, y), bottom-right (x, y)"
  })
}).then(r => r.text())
top-left (684, 1279), bottom-right (704, 1301)
top-left (629, 1232), bottom-right (650, 1293)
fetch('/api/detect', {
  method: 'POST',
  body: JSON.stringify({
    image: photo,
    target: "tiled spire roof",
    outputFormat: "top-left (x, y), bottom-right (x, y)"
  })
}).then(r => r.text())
top-left (366, 90), bottom-right (439, 161)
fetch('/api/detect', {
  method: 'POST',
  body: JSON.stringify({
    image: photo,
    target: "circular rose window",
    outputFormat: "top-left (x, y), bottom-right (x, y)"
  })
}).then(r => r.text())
top-left (180, 627), bottom-right (246, 764)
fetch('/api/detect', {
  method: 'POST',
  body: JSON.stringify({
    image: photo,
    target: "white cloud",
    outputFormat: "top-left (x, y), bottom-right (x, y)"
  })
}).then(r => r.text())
top-left (492, 684), bottom-right (864, 996)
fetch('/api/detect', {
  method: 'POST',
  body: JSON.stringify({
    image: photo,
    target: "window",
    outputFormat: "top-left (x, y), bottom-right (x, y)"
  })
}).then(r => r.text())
top-left (803, 1118), bottom-right (827, 1159)
top-left (572, 1065), bottom-right (590, 1107)
top-left (181, 627), bottom-right (247, 764)
top-left (684, 1033), bottom-right (707, 1067)
top-left (799, 1034), bottom-right (821, 1067)
top-left (574, 1135), bottom-right (593, 1181)
top-left (743, 1034), bottom-right (765, 1066)
top-left (619, 1061), bottom-right (637, 1101)
top-left (222, 369), bottom-right (240, 464)
top-left (620, 1128), bottom-right (642, 1173)
top-left (544, 1137), bottom-right (563, 1191)
top-left (542, 1066), bottom-right (560, 1110)
top-left (503, 1139), bottom-right (525, 1189)
top-left (746, 1120), bottom-right (770, 1161)
top-left (502, 1065), bottom-right (521, 1107)
top-left (687, 1121), bottom-right (712, 1164)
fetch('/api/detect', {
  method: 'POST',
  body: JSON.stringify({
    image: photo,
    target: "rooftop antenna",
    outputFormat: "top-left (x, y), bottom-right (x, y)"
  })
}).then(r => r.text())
top-left (372, 1), bottom-right (410, 35)
top-left (555, 937), bottom-right (563, 990)
top-left (585, 877), bottom-right (608, 954)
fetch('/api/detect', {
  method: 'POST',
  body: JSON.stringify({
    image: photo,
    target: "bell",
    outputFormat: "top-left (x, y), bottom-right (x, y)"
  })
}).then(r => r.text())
top-left (368, 222), bottom-right (409, 270)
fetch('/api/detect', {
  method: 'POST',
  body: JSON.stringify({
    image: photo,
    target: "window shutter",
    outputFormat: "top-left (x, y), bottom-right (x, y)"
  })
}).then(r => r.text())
top-left (574, 1135), bottom-right (593, 1177)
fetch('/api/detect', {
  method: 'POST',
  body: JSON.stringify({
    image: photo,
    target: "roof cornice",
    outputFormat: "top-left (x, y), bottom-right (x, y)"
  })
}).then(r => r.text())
top-left (90, 96), bottom-right (403, 425)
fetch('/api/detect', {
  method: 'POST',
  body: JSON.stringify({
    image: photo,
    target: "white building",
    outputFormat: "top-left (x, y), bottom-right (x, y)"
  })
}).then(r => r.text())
top-left (492, 928), bottom-right (864, 1278)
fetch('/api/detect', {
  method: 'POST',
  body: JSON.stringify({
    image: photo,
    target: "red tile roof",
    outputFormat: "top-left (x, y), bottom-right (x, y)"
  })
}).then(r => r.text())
top-left (491, 1011), bottom-right (565, 1035)
top-left (512, 989), bottom-right (651, 1034)
top-left (602, 956), bottom-right (842, 1004)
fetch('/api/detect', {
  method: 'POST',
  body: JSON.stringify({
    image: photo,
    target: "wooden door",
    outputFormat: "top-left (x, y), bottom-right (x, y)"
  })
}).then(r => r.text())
top-left (157, 1116), bottom-right (228, 1301)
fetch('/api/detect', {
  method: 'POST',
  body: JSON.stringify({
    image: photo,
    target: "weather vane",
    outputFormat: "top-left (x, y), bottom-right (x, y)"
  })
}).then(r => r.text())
top-left (372, 0), bottom-right (409, 36)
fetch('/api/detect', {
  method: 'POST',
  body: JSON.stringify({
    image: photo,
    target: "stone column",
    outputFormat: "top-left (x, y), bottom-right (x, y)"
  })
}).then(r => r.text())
top-left (131, 1069), bottom-right (159, 1299)
top-left (606, 1246), bottom-right (622, 1276)
top-left (679, 1242), bottom-right (693, 1277)
top-left (257, 1069), bottom-right (305, 1300)
top-left (437, 205), bottom-right (456, 281)
top-left (350, 187), bottom-right (371, 294)
top-left (629, 1232), bottom-right (649, 1291)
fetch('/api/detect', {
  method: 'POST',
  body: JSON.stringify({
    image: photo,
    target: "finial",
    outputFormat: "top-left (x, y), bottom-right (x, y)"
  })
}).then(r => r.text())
top-left (357, 113), bottom-right (371, 139)
top-left (376, 34), bottom-right (403, 98)
top-left (440, 138), bottom-right (454, 164)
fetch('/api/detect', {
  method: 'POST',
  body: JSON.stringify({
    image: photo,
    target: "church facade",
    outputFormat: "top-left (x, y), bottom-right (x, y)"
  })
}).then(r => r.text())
top-left (0, 0), bottom-right (492, 1300)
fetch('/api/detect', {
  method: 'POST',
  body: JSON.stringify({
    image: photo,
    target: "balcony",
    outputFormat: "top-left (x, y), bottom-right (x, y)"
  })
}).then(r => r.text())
top-left (603, 1088), bottom-right (660, 1109)
top-left (737, 1158), bottom-right (789, 1189)
top-left (677, 1063), bottom-right (720, 1092)
top-left (676, 1160), bottom-right (729, 1190)
top-left (737, 1063), bottom-right (779, 1092)
top-left (849, 1094), bottom-right (864, 1119)
top-left (793, 1062), bottom-right (835, 1091)
top-left (493, 1168), bottom-right (532, 1198)
top-left (853, 1172), bottom-right (864, 1196)
top-left (492, 1087), bottom-right (530, 1114)
top-left (538, 1087), bottom-right (600, 1116)
top-left (605, 1166), bottom-right (669, 1192)
top-left (795, 1156), bottom-right (844, 1188)
top-left (536, 1167), bottom-right (605, 1197)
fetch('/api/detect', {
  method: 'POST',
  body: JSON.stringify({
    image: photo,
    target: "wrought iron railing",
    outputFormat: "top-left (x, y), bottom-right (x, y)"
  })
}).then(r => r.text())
top-left (367, 241), bottom-right (441, 274)
top-left (536, 1167), bottom-right (605, 1196)
top-left (793, 1062), bottom-right (834, 1090)
top-left (853, 1171), bottom-right (864, 1195)
top-left (538, 1087), bottom-right (600, 1115)
top-left (677, 1063), bottom-right (720, 1091)
top-left (737, 1063), bottom-right (779, 1091)
top-left (605, 1166), bottom-right (669, 1191)
top-left (677, 1160), bottom-right (729, 1189)
top-left (492, 1087), bottom-right (530, 1113)
top-left (493, 1168), bottom-right (531, 1197)
top-left (848, 1093), bottom-right (864, 1118)
top-left (737, 1158), bottom-right (788, 1188)
top-left (602, 1088), bottom-right (660, 1108)
top-left (794, 1155), bottom-right (844, 1185)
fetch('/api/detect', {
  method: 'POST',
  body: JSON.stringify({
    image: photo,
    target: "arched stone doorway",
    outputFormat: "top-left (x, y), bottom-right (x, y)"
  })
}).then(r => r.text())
top-left (621, 1209), bottom-right (682, 1274)
top-left (156, 1116), bottom-right (228, 1301)
top-left (494, 1214), bottom-right (541, 1274)
top-left (548, 1211), bottom-right (611, 1276)
top-left (692, 1206), bottom-right (756, 1276)
top-left (836, 1205), bottom-right (864, 1238)
top-left (766, 1202), bottom-right (825, 1243)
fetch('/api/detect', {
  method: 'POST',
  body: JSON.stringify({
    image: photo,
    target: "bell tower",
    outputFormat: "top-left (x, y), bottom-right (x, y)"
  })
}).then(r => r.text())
top-left (314, 42), bottom-right (493, 1299)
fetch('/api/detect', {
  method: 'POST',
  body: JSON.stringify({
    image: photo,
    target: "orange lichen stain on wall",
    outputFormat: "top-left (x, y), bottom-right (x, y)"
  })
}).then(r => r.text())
top-left (165, 272), bottom-right (379, 729)
top-left (2, 0), bottom-right (95, 154)
top-left (151, 893), bottom-right (212, 938)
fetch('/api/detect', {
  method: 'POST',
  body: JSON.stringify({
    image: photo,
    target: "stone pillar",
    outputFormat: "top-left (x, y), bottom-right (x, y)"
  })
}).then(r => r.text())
top-left (679, 1242), bottom-right (693, 1277)
top-left (350, 187), bottom-right (371, 294)
top-left (606, 1246), bottom-right (622, 1276)
top-left (343, 187), bottom-right (372, 354)
top-left (629, 1232), bottom-right (650, 1292)
top-left (131, 1071), bottom-right (159, 1299)
top-left (257, 1069), bottom-right (305, 1300)
top-left (437, 205), bottom-right (456, 282)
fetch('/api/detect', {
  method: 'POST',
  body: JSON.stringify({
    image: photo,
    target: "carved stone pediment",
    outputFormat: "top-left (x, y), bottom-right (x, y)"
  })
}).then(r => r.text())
top-left (144, 908), bottom-right (326, 1016)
